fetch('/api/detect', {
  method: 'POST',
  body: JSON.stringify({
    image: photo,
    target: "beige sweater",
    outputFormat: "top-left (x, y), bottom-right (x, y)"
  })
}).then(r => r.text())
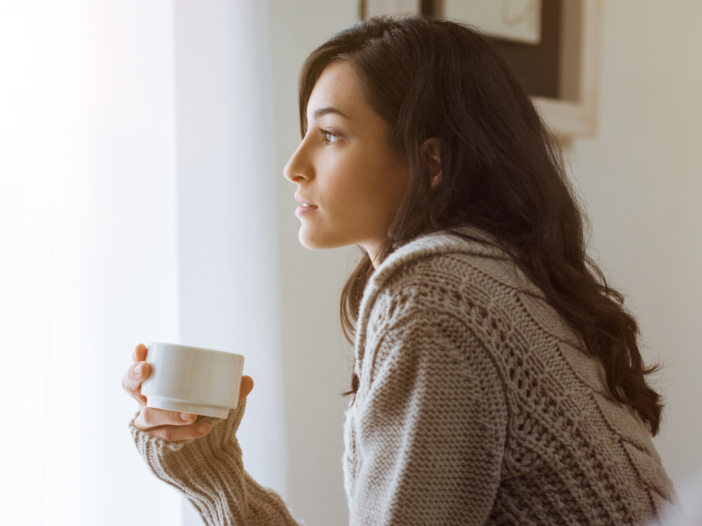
top-left (130, 228), bottom-right (675, 525)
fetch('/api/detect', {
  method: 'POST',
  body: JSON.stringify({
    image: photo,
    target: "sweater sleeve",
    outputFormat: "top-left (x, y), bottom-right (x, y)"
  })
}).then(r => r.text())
top-left (349, 311), bottom-right (508, 526)
top-left (129, 398), bottom-right (303, 526)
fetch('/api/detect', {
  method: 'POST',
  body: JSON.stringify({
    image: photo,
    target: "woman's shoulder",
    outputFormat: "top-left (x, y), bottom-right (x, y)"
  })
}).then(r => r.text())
top-left (368, 227), bottom-right (543, 309)
top-left (354, 228), bottom-right (518, 368)
top-left (361, 227), bottom-right (586, 353)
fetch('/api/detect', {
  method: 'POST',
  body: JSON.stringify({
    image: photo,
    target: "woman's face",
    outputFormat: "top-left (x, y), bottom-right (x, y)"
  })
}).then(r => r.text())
top-left (283, 60), bottom-right (409, 265)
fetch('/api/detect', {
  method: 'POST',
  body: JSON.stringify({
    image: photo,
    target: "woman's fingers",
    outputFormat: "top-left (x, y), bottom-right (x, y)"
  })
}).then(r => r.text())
top-left (121, 361), bottom-right (150, 404)
top-left (240, 375), bottom-right (254, 400)
top-left (132, 343), bottom-right (148, 362)
top-left (134, 376), bottom-right (252, 432)
top-left (135, 406), bottom-right (199, 429)
top-left (144, 422), bottom-right (211, 443)
top-left (124, 344), bottom-right (149, 404)
top-left (131, 361), bottom-right (150, 385)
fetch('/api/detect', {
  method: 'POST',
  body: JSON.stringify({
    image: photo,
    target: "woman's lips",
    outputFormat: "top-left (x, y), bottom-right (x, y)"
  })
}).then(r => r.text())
top-left (294, 194), bottom-right (317, 217)
top-left (295, 203), bottom-right (317, 217)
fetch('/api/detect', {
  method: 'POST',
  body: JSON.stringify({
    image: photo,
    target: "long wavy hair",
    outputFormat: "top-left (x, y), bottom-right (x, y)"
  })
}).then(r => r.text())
top-left (297, 15), bottom-right (662, 434)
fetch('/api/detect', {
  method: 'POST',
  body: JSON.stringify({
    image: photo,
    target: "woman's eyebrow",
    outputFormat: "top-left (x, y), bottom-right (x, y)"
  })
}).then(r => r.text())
top-left (312, 106), bottom-right (350, 120)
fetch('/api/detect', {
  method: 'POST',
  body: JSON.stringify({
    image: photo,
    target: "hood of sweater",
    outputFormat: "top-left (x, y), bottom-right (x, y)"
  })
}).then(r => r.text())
top-left (352, 225), bottom-right (556, 368)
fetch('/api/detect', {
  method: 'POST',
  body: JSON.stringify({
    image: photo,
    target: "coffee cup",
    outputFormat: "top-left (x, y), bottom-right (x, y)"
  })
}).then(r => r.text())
top-left (141, 341), bottom-right (245, 418)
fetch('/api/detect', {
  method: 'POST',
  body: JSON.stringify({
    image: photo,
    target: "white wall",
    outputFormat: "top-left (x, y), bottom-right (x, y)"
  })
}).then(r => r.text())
top-left (171, 1), bottom-right (289, 524)
top-left (566, 0), bottom-right (702, 488)
top-left (268, 2), bottom-right (360, 525)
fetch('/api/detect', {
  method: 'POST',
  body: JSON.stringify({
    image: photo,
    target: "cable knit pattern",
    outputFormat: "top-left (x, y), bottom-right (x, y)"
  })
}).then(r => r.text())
top-left (130, 226), bottom-right (675, 525)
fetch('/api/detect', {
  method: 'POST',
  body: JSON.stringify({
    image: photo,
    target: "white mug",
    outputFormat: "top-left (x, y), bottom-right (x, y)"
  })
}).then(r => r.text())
top-left (141, 342), bottom-right (245, 418)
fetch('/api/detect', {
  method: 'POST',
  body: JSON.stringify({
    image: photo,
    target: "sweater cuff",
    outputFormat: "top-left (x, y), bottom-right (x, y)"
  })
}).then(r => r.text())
top-left (129, 399), bottom-right (304, 526)
top-left (129, 400), bottom-right (249, 526)
top-left (129, 398), bottom-right (247, 456)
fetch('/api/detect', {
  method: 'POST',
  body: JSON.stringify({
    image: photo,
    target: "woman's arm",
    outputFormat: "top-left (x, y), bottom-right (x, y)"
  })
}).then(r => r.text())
top-left (129, 399), bottom-right (303, 526)
top-left (349, 311), bottom-right (508, 526)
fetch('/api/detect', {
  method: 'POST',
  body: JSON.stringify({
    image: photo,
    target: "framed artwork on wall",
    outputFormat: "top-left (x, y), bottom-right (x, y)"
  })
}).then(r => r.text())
top-left (360, 0), bottom-right (602, 138)
top-left (443, 0), bottom-right (543, 44)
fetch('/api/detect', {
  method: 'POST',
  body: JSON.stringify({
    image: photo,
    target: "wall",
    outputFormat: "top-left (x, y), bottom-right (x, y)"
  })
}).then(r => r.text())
top-left (268, 1), bottom-right (360, 525)
top-left (171, 1), bottom-right (289, 524)
top-left (566, 0), bottom-right (702, 488)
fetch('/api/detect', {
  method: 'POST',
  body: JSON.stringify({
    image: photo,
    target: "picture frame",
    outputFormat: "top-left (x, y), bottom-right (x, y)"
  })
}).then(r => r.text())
top-left (360, 0), bottom-right (602, 138)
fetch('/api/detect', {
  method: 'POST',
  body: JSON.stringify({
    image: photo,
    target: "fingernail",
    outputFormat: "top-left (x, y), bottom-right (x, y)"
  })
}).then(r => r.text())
top-left (197, 424), bottom-right (209, 434)
top-left (134, 364), bottom-right (142, 376)
top-left (181, 413), bottom-right (194, 422)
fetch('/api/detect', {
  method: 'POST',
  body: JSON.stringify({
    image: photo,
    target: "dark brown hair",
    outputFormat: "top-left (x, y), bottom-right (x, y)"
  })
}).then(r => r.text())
top-left (297, 15), bottom-right (662, 434)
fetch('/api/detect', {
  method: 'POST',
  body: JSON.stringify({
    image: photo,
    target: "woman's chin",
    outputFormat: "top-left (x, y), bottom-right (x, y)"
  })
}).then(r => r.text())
top-left (298, 226), bottom-right (347, 251)
top-left (298, 227), bottom-right (324, 250)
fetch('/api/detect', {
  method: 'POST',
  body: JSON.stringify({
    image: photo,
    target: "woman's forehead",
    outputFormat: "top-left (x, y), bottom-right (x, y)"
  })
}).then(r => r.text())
top-left (307, 61), bottom-right (361, 121)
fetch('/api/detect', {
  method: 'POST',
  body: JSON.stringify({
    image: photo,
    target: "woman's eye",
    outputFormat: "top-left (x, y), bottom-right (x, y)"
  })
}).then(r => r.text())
top-left (319, 129), bottom-right (339, 144)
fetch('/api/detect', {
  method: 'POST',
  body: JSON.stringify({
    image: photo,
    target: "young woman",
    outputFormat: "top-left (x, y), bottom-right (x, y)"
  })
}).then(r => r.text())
top-left (123, 15), bottom-right (675, 525)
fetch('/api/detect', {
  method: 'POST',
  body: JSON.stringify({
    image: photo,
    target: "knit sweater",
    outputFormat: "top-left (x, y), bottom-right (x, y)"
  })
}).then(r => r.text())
top-left (129, 227), bottom-right (675, 525)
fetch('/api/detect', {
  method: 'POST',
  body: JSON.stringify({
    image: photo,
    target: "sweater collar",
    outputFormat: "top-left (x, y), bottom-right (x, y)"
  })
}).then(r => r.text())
top-left (353, 226), bottom-right (513, 370)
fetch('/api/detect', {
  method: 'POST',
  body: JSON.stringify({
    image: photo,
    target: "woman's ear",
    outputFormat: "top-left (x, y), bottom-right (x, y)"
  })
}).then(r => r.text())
top-left (422, 137), bottom-right (442, 190)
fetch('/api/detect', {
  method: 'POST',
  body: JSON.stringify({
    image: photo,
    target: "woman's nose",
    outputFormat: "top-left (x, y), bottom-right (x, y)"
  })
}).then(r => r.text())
top-left (283, 141), bottom-right (313, 184)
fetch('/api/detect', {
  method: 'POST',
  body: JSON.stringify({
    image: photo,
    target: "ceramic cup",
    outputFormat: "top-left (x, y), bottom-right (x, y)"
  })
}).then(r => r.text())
top-left (141, 342), bottom-right (245, 418)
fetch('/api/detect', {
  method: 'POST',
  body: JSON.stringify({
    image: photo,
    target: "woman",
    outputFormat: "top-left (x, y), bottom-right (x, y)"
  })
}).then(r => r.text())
top-left (123, 14), bottom-right (675, 525)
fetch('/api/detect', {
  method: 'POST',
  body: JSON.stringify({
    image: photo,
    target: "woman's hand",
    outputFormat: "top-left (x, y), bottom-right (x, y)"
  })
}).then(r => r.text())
top-left (122, 343), bottom-right (254, 443)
